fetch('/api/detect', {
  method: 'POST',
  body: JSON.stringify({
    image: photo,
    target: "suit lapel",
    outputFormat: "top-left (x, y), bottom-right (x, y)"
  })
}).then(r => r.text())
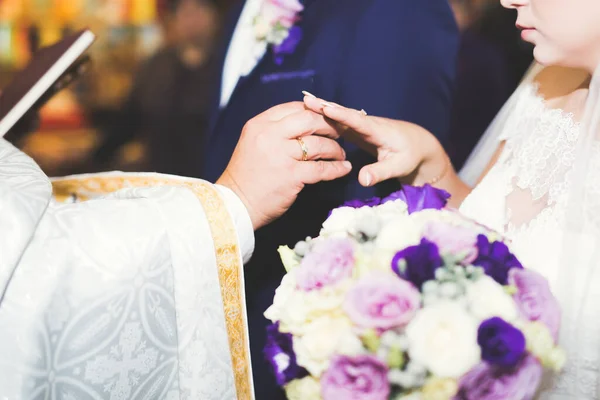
top-left (209, 0), bottom-right (316, 136)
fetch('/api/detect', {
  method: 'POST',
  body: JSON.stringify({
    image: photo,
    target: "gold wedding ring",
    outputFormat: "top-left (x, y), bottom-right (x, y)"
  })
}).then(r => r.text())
top-left (297, 137), bottom-right (309, 161)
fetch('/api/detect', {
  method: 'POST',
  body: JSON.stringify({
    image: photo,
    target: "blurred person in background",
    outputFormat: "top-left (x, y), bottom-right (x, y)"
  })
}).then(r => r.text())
top-left (202, 0), bottom-right (459, 398)
top-left (447, 0), bottom-right (512, 169)
top-left (471, 0), bottom-right (534, 87)
top-left (91, 0), bottom-right (220, 175)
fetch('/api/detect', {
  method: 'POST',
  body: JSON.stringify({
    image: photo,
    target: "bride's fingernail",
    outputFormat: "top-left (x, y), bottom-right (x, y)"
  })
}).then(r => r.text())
top-left (343, 161), bottom-right (352, 169)
top-left (365, 172), bottom-right (372, 186)
top-left (302, 90), bottom-right (316, 98)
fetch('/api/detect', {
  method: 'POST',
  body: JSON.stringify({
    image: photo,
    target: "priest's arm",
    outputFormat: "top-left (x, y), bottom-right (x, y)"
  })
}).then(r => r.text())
top-left (0, 102), bottom-right (350, 399)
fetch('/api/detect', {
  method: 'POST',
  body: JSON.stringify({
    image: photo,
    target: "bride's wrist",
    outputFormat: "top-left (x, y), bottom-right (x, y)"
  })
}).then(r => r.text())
top-left (414, 131), bottom-right (451, 186)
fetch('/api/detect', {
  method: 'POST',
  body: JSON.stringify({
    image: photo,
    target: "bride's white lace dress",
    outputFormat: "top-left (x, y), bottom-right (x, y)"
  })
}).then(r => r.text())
top-left (460, 83), bottom-right (600, 399)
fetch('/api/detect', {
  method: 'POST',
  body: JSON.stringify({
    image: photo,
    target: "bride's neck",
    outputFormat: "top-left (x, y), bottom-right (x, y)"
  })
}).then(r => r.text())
top-left (535, 66), bottom-right (591, 121)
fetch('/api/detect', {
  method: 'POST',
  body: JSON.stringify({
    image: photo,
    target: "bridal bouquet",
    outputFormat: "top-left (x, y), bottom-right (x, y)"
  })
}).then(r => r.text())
top-left (264, 185), bottom-right (565, 400)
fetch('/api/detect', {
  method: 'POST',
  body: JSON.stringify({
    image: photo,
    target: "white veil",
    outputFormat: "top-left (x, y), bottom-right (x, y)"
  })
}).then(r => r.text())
top-left (459, 61), bottom-right (543, 185)
top-left (460, 61), bottom-right (600, 397)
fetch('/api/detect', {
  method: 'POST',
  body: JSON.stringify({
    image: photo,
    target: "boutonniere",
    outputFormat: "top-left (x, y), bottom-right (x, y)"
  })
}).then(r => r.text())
top-left (253, 0), bottom-right (304, 65)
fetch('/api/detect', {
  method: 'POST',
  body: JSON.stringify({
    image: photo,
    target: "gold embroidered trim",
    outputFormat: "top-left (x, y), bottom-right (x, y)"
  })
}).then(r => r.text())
top-left (52, 175), bottom-right (252, 400)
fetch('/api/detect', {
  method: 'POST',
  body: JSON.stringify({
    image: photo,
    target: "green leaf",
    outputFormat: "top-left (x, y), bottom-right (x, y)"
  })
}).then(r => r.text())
top-left (362, 329), bottom-right (380, 353)
top-left (387, 347), bottom-right (405, 369)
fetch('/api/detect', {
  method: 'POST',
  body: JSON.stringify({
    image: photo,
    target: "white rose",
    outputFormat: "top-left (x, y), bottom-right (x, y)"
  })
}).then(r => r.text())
top-left (264, 271), bottom-right (298, 323)
top-left (293, 316), bottom-right (363, 377)
top-left (466, 276), bottom-right (518, 322)
top-left (406, 301), bottom-right (480, 378)
top-left (376, 215), bottom-right (422, 252)
top-left (373, 215), bottom-right (422, 269)
top-left (320, 207), bottom-right (357, 237)
top-left (374, 200), bottom-right (408, 220)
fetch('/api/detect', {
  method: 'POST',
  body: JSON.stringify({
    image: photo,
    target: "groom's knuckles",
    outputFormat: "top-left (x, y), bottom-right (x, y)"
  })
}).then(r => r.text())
top-left (278, 110), bottom-right (316, 137)
top-left (260, 101), bottom-right (305, 122)
top-left (306, 137), bottom-right (345, 161)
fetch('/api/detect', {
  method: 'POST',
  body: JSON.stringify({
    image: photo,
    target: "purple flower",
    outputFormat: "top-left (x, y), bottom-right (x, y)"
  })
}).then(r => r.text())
top-left (473, 235), bottom-right (523, 285)
top-left (477, 317), bottom-right (526, 368)
top-left (381, 184), bottom-right (450, 214)
top-left (326, 197), bottom-right (380, 219)
top-left (321, 355), bottom-right (390, 400)
top-left (509, 269), bottom-right (561, 341)
top-left (455, 355), bottom-right (543, 400)
top-left (342, 197), bottom-right (382, 208)
top-left (391, 238), bottom-right (443, 289)
top-left (273, 26), bottom-right (303, 65)
top-left (423, 222), bottom-right (478, 264)
top-left (264, 322), bottom-right (308, 385)
top-left (343, 274), bottom-right (421, 330)
top-left (295, 238), bottom-right (355, 291)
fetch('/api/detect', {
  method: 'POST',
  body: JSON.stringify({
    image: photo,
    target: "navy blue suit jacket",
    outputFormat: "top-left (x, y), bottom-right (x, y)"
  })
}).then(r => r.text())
top-left (204, 0), bottom-right (458, 397)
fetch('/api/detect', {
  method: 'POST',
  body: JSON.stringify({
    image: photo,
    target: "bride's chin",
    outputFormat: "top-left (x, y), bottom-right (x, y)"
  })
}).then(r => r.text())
top-left (532, 46), bottom-right (556, 67)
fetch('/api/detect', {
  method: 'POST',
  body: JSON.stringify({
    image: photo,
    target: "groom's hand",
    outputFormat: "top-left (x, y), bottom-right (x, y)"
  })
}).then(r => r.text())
top-left (217, 102), bottom-right (352, 230)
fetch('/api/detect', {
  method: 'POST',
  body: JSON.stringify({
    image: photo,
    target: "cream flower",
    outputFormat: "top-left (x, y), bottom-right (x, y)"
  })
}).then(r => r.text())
top-left (278, 245), bottom-right (300, 272)
top-left (394, 392), bottom-right (422, 400)
top-left (421, 377), bottom-right (458, 400)
top-left (406, 301), bottom-right (480, 378)
top-left (293, 316), bottom-right (363, 377)
top-left (285, 376), bottom-right (322, 400)
top-left (466, 275), bottom-right (518, 322)
top-left (522, 321), bottom-right (561, 370)
top-left (285, 282), bottom-right (350, 334)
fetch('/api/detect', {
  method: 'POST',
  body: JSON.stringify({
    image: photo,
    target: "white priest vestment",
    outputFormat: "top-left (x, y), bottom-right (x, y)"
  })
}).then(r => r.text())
top-left (0, 138), bottom-right (255, 400)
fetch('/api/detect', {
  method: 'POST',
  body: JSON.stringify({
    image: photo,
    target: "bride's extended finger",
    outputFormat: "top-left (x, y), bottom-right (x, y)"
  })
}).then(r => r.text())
top-left (291, 136), bottom-right (346, 161)
top-left (359, 156), bottom-right (416, 187)
top-left (303, 95), bottom-right (329, 114)
top-left (320, 103), bottom-right (378, 137)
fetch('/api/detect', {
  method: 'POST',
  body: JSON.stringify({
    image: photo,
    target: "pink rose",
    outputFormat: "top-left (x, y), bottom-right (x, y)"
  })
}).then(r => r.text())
top-left (321, 355), bottom-right (390, 400)
top-left (343, 274), bottom-right (421, 330)
top-left (509, 269), bottom-right (561, 341)
top-left (423, 221), bottom-right (478, 264)
top-left (296, 238), bottom-right (355, 291)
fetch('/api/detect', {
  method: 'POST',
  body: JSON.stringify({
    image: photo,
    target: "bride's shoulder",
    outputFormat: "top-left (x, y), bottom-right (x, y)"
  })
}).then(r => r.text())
top-left (531, 66), bottom-right (590, 120)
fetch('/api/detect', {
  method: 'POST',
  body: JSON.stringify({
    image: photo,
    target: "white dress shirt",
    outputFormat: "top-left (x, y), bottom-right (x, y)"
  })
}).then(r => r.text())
top-left (220, 0), bottom-right (267, 108)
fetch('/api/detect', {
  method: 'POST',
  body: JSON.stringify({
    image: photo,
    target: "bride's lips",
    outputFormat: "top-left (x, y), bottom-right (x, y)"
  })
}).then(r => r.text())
top-left (516, 23), bottom-right (536, 41)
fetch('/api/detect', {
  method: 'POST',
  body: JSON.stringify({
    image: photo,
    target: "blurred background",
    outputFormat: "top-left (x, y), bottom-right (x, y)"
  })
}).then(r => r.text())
top-left (0, 0), bottom-right (532, 177)
top-left (0, 0), bottom-right (236, 175)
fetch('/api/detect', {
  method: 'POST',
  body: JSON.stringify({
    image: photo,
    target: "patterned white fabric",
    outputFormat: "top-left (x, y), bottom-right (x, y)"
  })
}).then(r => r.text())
top-left (0, 139), bottom-right (254, 399)
top-left (460, 83), bottom-right (600, 399)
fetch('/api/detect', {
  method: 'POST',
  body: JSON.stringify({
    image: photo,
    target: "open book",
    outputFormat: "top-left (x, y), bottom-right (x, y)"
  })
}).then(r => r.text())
top-left (0, 30), bottom-right (95, 137)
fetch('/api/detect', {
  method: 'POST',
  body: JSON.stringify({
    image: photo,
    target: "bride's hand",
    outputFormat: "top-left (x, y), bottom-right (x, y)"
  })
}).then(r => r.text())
top-left (217, 102), bottom-right (352, 230)
top-left (303, 95), bottom-right (449, 188)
